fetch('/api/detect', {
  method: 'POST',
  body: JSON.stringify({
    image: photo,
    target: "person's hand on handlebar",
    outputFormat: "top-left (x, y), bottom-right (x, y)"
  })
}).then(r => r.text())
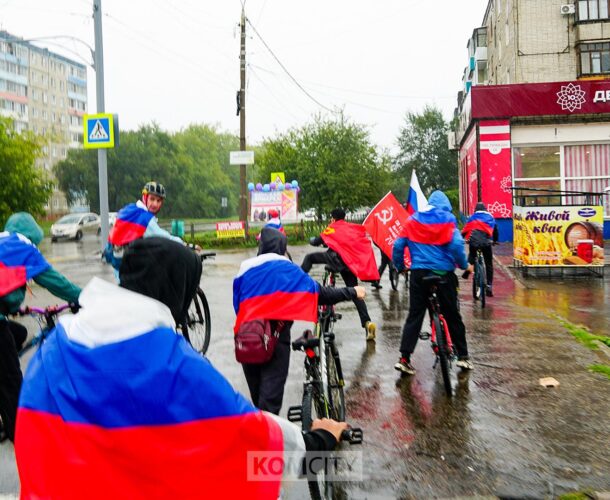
top-left (311, 418), bottom-right (349, 443)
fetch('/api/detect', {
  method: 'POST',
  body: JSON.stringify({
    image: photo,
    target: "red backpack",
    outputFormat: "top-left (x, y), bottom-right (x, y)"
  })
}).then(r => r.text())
top-left (234, 319), bottom-right (284, 364)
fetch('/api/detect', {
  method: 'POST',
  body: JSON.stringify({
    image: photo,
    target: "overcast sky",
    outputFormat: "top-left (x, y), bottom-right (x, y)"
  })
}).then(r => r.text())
top-left (1, 0), bottom-right (489, 151)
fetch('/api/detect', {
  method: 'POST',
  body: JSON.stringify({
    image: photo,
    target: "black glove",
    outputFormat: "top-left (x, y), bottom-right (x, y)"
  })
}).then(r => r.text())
top-left (69, 302), bottom-right (81, 314)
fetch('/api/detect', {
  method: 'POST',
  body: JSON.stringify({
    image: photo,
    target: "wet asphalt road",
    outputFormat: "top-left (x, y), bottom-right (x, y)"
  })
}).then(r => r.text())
top-left (1, 236), bottom-right (610, 499)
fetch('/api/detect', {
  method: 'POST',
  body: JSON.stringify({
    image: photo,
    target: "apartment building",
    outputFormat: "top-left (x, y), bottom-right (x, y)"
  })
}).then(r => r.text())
top-left (453, 0), bottom-right (610, 240)
top-left (0, 31), bottom-right (88, 215)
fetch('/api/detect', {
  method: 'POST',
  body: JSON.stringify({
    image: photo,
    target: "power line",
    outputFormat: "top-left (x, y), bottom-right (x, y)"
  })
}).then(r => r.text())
top-left (246, 18), bottom-right (336, 115)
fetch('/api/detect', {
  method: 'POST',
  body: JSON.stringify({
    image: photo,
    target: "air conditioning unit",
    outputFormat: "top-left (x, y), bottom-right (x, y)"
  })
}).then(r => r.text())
top-left (561, 4), bottom-right (575, 15)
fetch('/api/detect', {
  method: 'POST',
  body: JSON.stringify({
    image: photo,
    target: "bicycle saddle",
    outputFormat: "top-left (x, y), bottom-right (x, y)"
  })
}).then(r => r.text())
top-left (291, 331), bottom-right (320, 351)
top-left (422, 275), bottom-right (444, 285)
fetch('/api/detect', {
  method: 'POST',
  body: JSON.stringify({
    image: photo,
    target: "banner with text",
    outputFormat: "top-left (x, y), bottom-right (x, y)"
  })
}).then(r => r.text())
top-left (216, 221), bottom-right (246, 239)
top-left (250, 190), bottom-right (298, 222)
top-left (513, 205), bottom-right (604, 266)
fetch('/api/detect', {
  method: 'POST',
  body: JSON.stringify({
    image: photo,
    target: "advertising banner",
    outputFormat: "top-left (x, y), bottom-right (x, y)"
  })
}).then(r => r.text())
top-left (250, 190), bottom-right (298, 222)
top-left (513, 205), bottom-right (604, 266)
top-left (479, 119), bottom-right (513, 219)
top-left (363, 192), bottom-right (410, 265)
top-left (216, 221), bottom-right (246, 239)
top-left (459, 127), bottom-right (478, 216)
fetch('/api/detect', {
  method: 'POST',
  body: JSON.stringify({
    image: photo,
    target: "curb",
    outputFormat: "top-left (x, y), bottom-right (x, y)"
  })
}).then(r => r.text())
top-left (493, 254), bottom-right (526, 288)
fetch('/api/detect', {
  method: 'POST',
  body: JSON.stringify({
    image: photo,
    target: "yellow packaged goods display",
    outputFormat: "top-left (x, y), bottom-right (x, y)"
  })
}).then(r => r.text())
top-left (513, 206), bottom-right (604, 267)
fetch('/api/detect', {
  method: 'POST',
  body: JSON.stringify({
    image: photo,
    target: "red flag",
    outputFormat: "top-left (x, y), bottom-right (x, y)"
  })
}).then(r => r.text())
top-left (321, 220), bottom-right (379, 281)
top-left (363, 192), bottom-right (411, 268)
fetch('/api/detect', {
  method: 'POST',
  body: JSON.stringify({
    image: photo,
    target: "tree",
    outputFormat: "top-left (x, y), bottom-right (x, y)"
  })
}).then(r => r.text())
top-left (255, 115), bottom-right (392, 218)
top-left (54, 123), bottom-right (240, 218)
top-left (0, 117), bottom-right (51, 226)
top-left (394, 105), bottom-right (457, 199)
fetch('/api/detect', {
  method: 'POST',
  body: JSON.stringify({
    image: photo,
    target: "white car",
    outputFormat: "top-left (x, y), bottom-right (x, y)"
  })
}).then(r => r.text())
top-left (109, 212), bottom-right (118, 227)
top-left (51, 212), bottom-right (101, 242)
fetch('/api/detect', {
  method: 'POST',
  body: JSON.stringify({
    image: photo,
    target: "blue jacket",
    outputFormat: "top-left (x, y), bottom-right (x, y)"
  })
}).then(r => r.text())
top-left (392, 191), bottom-right (468, 273)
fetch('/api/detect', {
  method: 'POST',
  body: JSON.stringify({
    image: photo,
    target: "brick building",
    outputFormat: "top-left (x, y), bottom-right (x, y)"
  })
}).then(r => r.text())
top-left (451, 0), bottom-right (610, 240)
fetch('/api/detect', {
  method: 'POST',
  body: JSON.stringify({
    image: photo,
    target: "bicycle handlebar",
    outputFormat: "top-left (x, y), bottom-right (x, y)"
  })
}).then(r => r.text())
top-left (340, 427), bottom-right (363, 445)
top-left (18, 304), bottom-right (72, 316)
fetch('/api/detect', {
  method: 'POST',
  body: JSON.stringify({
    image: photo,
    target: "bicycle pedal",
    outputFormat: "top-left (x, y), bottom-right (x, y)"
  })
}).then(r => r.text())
top-left (287, 406), bottom-right (302, 422)
top-left (324, 332), bottom-right (335, 342)
top-left (419, 331), bottom-right (430, 340)
top-left (333, 313), bottom-right (342, 321)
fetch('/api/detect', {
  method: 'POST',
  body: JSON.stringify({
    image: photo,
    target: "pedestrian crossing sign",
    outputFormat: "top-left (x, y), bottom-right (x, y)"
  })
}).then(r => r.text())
top-left (83, 113), bottom-right (117, 149)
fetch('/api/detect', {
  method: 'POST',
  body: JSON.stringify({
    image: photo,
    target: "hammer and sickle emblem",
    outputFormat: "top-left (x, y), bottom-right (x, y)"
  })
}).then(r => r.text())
top-left (374, 207), bottom-right (394, 225)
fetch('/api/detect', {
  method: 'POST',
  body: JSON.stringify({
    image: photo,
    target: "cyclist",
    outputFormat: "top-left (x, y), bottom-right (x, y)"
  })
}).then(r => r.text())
top-left (392, 191), bottom-right (474, 375)
top-left (462, 202), bottom-right (498, 297)
top-left (301, 208), bottom-right (379, 341)
top-left (0, 212), bottom-right (81, 442)
top-left (16, 237), bottom-right (348, 499)
top-left (256, 207), bottom-right (286, 241)
top-left (236, 227), bottom-right (365, 415)
top-left (104, 181), bottom-right (185, 276)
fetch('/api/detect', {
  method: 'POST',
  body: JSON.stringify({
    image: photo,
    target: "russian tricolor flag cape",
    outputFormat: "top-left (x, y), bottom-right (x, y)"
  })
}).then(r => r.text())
top-left (462, 211), bottom-right (495, 239)
top-left (320, 220), bottom-right (380, 281)
top-left (401, 207), bottom-right (457, 246)
top-left (108, 202), bottom-right (155, 246)
top-left (406, 170), bottom-right (428, 216)
top-left (233, 253), bottom-right (319, 333)
top-left (16, 278), bottom-right (285, 499)
top-left (0, 232), bottom-right (50, 296)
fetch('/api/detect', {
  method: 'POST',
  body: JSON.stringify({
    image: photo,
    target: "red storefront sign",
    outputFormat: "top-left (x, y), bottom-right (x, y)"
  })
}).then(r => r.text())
top-left (479, 120), bottom-right (513, 218)
top-left (471, 80), bottom-right (610, 118)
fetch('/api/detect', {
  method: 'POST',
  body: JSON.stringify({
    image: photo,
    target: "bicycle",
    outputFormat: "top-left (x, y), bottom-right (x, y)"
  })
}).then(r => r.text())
top-left (472, 248), bottom-right (486, 308)
top-left (287, 268), bottom-right (355, 499)
top-left (417, 275), bottom-right (456, 396)
top-left (178, 251), bottom-right (215, 356)
top-left (16, 304), bottom-right (74, 357)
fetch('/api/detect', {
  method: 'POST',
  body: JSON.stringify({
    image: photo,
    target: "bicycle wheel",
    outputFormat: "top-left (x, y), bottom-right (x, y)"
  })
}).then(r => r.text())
top-left (472, 262), bottom-right (481, 301)
top-left (479, 258), bottom-right (487, 309)
top-left (433, 312), bottom-right (452, 396)
top-left (389, 265), bottom-right (399, 291)
top-left (301, 384), bottom-right (334, 500)
top-left (181, 287), bottom-right (211, 355)
top-left (325, 341), bottom-right (345, 421)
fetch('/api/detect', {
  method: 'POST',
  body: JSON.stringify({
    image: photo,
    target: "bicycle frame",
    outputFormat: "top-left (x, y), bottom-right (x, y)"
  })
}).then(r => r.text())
top-left (17, 304), bottom-right (71, 357)
top-left (427, 285), bottom-right (455, 359)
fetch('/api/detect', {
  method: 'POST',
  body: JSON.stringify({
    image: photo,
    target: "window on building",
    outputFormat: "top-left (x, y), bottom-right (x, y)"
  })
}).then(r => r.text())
top-left (43, 92), bottom-right (48, 103)
top-left (578, 0), bottom-right (610, 20)
top-left (564, 144), bottom-right (610, 215)
top-left (579, 42), bottom-right (610, 75)
top-left (514, 146), bottom-right (561, 178)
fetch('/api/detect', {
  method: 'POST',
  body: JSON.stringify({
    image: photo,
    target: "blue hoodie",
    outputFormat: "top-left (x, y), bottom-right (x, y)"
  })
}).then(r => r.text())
top-left (392, 191), bottom-right (468, 273)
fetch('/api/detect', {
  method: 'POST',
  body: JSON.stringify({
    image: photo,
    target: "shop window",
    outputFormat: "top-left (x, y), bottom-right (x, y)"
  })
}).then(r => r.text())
top-left (579, 42), bottom-right (610, 75)
top-left (578, 0), bottom-right (610, 20)
top-left (513, 179), bottom-right (562, 206)
top-left (513, 146), bottom-right (561, 179)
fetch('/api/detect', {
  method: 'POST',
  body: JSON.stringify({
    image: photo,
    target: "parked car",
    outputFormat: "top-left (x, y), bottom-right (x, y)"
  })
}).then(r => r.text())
top-left (51, 212), bottom-right (101, 242)
top-left (108, 212), bottom-right (118, 227)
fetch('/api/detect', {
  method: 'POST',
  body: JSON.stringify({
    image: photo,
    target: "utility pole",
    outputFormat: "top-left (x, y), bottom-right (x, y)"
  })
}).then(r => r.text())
top-left (239, 7), bottom-right (248, 229)
top-left (93, 0), bottom-right (109, 249)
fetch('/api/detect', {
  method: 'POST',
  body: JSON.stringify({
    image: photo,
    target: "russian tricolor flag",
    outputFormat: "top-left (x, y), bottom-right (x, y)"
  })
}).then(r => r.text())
top-left (109, 203), bottom-right (154, 246)
top-left (233, 254), bottom-right (319, 333)
top-left (16, 322), bottom-right (284, 499)
top-left (0, 232), bottom-right (50, 295)
top-left (462, 211), bottom-right (495, 239)
top-left (401, 209), bottom-right (457, 246)
top-left (406, 170), bottom-right (428, 216)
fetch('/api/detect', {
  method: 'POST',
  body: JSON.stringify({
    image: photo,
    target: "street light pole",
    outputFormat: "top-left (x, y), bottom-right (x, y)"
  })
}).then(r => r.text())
top-left (93, 0), bottom-right (109, 249)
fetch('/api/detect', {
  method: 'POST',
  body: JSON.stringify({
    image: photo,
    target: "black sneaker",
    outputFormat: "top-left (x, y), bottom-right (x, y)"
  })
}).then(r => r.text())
top-left (394, 357), bottom-right (416, 375)
top-left (372, 281), bottom-right (382, 290)
top-left (486, 285), bottom-right (493, 297)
